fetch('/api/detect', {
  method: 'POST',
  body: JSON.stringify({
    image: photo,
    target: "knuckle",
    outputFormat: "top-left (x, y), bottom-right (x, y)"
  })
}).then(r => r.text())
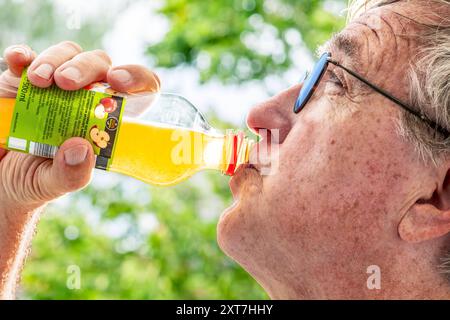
top-left (67, 50), bottom-right (111, 70)
top-left (91, 49), bottom-right (112, 65)
top-left (57, 41), bottom-right (83, 54)
top-left (4, 45), bottom-right (15, 55)
top-left (61, 56), bottom-right (96, 77)
top-left (18, 43), bottom-right (33, 52)
top-left (35, 53), bottom-right (59, 64)
top-left (4, 44), bottom-right (30, 57)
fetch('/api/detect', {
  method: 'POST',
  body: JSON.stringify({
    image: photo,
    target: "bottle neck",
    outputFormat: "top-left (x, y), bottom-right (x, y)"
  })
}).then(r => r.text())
top-left (201, 130), bottom-right (254, 175)
top-left (222, 131), bottom-right (254, 176)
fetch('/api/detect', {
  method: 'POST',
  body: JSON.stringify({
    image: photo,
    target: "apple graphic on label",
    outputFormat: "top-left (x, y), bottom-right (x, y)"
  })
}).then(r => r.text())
top-left (90, 126), bottom-right (110, 149)
top-left (100, 97), bottom-right (117, 113)
top-left (94, 104), bottom-right (106, 119)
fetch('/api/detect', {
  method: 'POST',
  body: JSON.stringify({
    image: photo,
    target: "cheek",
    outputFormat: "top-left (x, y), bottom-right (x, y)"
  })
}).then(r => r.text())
top-left (262, 99), bottom-right (413, 254)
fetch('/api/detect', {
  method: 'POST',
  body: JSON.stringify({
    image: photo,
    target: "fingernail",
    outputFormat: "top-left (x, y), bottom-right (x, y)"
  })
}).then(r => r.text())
top-left (111, 69), bottom-right (132, 84)
top-left (61, 67), bottom-right (82, 82)
top-left (64, 145), bottom-right (88, 166)
top-left (34, 63), bottom-right (54, 80)
top-left (12, 47), bottom-right (29, 59)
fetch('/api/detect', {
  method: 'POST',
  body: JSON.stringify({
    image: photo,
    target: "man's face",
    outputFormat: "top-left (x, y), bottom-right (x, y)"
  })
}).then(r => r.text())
top-left (217, 3), bottom-right (445, 299)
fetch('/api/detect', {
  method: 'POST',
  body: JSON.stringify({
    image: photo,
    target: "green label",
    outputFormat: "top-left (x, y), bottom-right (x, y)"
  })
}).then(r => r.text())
top-left (8, 69), bottom-right (126, 170)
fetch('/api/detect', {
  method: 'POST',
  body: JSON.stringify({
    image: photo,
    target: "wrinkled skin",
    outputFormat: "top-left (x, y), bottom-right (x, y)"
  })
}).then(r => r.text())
top-left (218, 2), bottom-right (450, 299)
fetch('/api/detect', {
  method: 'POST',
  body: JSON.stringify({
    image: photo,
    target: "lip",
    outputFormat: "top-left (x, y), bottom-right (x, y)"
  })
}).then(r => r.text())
top-left (229, 163), bottom-right (260, 200)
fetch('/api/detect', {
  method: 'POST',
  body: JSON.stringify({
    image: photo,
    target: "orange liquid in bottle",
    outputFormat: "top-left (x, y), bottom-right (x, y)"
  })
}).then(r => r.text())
top-left (109, 118), bottom-right (228, 185)
top-left (0, 97), bottom-right (251, 186)
top-left (0, 98), bottom-right (14, 149)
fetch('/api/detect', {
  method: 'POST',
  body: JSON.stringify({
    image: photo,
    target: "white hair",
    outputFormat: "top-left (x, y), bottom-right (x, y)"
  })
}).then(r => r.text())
top-left (346, 0), bottom-right (450, 282)
top-left (347, 0), bottom-right (450, 163)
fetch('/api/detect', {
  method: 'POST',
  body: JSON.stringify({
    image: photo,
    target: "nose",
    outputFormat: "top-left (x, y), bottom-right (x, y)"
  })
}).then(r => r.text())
top-left (246, 83), bottom-right (301, 144)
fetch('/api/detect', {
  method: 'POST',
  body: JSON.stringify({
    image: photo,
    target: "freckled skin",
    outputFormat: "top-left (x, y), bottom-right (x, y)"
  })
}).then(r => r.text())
top-left (218, 2), bottom-right (450, 299)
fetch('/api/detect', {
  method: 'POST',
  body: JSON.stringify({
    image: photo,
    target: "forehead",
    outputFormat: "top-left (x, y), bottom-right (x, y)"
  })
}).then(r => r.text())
top-left (327, 11), bottom-right (415, 60)
top-left (325, 0), bottom-right (450, 62)
top-left (320, 4), bottom-right (424, 91)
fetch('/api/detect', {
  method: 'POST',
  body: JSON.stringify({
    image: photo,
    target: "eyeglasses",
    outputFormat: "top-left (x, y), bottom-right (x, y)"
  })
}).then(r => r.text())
top-left (293, 52), bottom-right (449, 137)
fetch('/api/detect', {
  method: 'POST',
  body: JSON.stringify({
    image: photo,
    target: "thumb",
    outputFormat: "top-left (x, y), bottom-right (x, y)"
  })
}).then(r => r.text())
top-left (41, 137), bottom-right (95, 198)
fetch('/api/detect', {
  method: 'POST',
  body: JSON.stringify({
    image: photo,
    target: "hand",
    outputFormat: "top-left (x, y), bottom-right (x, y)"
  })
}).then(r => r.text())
top-left (0, 41), bottom-right (161, 214)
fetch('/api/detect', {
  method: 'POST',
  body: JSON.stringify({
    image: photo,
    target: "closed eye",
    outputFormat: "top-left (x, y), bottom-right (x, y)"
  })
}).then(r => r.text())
top-left (323, 69), bottom-right (347, 97)
top-left (327, 70), bottom-right (344, 87)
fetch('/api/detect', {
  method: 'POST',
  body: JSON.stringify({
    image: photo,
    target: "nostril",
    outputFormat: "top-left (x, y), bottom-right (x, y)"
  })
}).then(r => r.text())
top-left (253, 127), bottom-right (266, 138)
top-left (255, 128), bottom-right (272, 145)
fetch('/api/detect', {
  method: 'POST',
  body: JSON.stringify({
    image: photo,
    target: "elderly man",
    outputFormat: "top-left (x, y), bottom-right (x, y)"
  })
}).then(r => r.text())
top-left (1, 0), bottom-right (450, 299)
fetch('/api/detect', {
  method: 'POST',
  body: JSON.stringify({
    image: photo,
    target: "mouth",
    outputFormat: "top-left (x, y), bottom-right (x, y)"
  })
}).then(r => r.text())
top-left (229, 163), bottom-right (260, 200)
top-left (221, 162), bottom-right (263, 221)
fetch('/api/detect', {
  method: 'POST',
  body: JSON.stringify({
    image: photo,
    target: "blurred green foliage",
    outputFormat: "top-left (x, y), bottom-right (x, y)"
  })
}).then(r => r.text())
top-left (0, 0), bottom-right (345, 299)
top-left (150, 0), bottom-right (346, 83)
top-left (21, 170), bottom-right (267, 299)
top-left (0, 0), bottom-right (123, 52)
top-left (20, 115), bottom-right (268, 300)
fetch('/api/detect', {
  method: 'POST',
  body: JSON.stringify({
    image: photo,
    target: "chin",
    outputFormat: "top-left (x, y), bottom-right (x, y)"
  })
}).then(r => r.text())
top-left (217, 199), bottom-right (243, 257)
top-left (217, 196), bottom-right (273, 291)
top-left (217, 166), bottom-right (264, 258)
top-left (217, 193), bottom-right (260, 258)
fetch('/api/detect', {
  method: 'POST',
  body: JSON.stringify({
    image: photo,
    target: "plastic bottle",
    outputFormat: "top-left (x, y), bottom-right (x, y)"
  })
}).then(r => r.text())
top-left (0, 63), bottom-right (254, 186)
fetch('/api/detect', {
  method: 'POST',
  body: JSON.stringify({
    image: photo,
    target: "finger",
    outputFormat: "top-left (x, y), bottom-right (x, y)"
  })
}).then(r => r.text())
top-left (27, 41), bottom-right (83, 88)
top-left (107, 64), bottom-right (160, 93)
top-left (0, 70), bottom-right (21, 97)
top-left (3, 44), bottom-right (36, 76)
top-left (54, 50), bottom-right (112, 91)
top-left (39, 137), bottom-right (95, 198)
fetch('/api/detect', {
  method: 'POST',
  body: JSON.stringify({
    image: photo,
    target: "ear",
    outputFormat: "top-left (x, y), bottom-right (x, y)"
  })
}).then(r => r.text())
top-left (398, 170), bottom-right (450, 243)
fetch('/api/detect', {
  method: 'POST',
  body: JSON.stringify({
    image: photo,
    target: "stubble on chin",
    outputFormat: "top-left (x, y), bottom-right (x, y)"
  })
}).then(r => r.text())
top-left (217, 169), bottom-right (264, 261)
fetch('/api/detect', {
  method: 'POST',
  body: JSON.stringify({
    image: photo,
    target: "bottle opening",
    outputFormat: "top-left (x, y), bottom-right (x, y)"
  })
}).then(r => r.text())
top-left (224, 131), bottom-right (254, 176)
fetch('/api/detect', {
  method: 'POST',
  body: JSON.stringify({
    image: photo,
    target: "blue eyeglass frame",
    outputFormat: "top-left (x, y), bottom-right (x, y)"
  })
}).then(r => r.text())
top-left (293, 52), bottom-right (449, 137)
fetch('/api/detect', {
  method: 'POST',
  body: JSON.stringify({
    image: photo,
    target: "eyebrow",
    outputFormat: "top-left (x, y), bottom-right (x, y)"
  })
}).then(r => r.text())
top-left (320, 33), bottom-right (363, 70)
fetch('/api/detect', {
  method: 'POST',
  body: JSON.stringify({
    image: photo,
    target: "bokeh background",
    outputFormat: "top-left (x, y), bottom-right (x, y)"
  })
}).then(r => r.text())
top-left (0, 0), bottom-right (346, 299)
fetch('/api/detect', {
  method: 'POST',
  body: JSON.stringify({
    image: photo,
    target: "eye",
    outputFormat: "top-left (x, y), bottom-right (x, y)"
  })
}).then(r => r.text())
top-left (323, 69), bottom-right (346, 97)
top-left (327, 70), bottom-right (344, 87)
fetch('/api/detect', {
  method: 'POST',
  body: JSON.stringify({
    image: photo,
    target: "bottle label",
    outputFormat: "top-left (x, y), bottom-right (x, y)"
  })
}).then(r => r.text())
top-left (8, 69), bottom-right (126, 170)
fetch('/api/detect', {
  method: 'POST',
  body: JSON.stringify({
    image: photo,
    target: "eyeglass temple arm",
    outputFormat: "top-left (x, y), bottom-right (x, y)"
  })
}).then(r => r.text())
top-left (327, 58), bottom-right (449, 137)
